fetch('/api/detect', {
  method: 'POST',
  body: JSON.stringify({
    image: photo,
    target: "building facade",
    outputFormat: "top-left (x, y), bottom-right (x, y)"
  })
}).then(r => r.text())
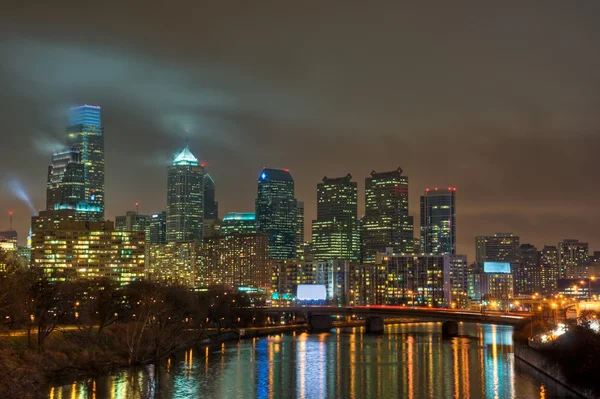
top-left (558, 239), bottom-right (589, 279)
top-left (203, 174), bottom-right (219, 220)
top-left (166, 144), bottom-right (205, 243)
top-left (420, 187), bottom-right (456, 254)
top-left (147, 211), bottom-right (167, 245)
top-left (115, 211), bottom-right (151, 233)
top-left (147, 241), bottom-right (201, 287)
top-left (362, 168), bottom-right (413, 262)
top-left (221, 212), bottom-right (257, 235)
top-left (255, 168), bottom-right (297, 261)
top-left (514, 244), bottom-right (541, 296)
top-left (46, 150), bottom-right (85, 211)
top-left (31, 211), bottom-right (144, 284)
top-left (296, 201), bottom-right (305, 259)
top-left (66, 105), bottom-right (105, 219)
top-left (539, 245), bottom-right (559, 295)
top-left (311, 175), bottom-right (360, 262)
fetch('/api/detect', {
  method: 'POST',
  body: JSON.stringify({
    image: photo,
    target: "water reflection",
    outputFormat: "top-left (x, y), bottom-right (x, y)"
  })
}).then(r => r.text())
top-left (40, 323), bottom-right (579, 399)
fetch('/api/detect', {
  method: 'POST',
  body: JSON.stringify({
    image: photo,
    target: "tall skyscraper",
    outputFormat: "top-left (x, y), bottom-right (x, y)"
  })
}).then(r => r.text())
top-left (514, 244), bottom-right (541, 296)
top-left (420, 187), bottom-right (456, 254)
top-left (311, 175), bottom-right (360, 261)
top-left (46, 150), bottom-right (85, 210)
top-left (540, 245), bottom-right (559, 295)
top-left (558, 239), bottom-right (589, 279)
top-left (362, 168), bottom-right (413, 262)
top-left (166, 143), bottom-right (205, 243)
top-left (148, 211), bottom-right (167, 245)
top-left (255, 168), bottom-right (297, 261)
top-left (296, 201), bottom-right (305, 259)
top-left (66, 105), bottom-right (105, 218)
top-left (203, 174), bottom-right (219, 220)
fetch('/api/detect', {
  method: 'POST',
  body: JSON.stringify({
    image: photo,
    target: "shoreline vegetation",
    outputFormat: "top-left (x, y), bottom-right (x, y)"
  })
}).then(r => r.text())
top-left (0, 260), bottom-right (271, 398)
top-left (513, 314), bottom-right (600, 398)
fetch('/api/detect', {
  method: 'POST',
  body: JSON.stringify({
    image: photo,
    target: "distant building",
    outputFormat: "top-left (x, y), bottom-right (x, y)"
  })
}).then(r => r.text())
top-left (0, 230), bottom-right (18, 244)
top-left (539, 245), bottom-right (559, 295)
top-left (296, 201), bottom-right (305, 259)
top-left (147, 242), bottom-right (201, 287)
top-left (362, 168), bottom-right (413, 263)
top-left (203, 174), bottom-right (219, 220)
top-left (558, 239), bottom-right (589, 279)
top-left (31, 210), bottom-right (144, 284)
top-left (311, 175), bottom-right (360, 262)
top-left (313, 259), bottom-right (356, 306)
top-left (203, 218), bottom-right (222, 238)
top-left (167, 143), bottom-right (205, 243)
top-left (514, 244), bottom-right (541, 296)
top-left (203, 233), bottom-right (271, 290)
top-left (147, 211), bottom-right (167, 245)
top-left (46, 150), bottom-right (85, 210)
top-left (420, 187), bottom-right (456, 254)
top-left (115, 210), bottom-right (151, 232)
top-left (475, 233), bottom-right (520, 265)
top-left (221, 212), bottom-right (256, 236)
top-left (255, 168), bottom-right (297, 260)
top-left (66, 105), bottom-right (105, 219)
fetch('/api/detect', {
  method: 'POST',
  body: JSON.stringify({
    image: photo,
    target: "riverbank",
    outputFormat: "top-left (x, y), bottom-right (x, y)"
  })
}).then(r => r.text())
top-left (514, 343), bottom-right (594, 399)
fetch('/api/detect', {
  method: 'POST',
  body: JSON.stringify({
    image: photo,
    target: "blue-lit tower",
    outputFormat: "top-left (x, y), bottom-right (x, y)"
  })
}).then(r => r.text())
top-left (255, 168), bottom-right (297, 260)
top-left (66, 105), bottom-right (105, 219)
top-left (166, 142), bottom-right (205, 243)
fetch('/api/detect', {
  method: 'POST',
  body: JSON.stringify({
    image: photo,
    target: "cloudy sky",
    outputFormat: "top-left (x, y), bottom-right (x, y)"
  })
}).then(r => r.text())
top-left (1, 1), bottom-right (600, 260)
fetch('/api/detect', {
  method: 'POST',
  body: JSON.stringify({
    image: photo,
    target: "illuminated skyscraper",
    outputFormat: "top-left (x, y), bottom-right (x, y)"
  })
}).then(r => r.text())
top-left (420, 187), bottom-right (456, 254)
top-left (203, 174), bottom-right (219, 220)
top-left (362, 168), bottom-right (413, 262)
top-left (540, 245), bottom-right (559, 295)
top-left (148, 211), bottom-right (167, 245)
top-left (311, 175), bottom-right (360, 261)
top-left (514, 243), bottom-right (541, 296)
top-left (475, 233), bottom-right (520, 265)
top-left (66, 105), bottom-right (105, 218)
top-left (255, 168), bottom-right (297, 260)
top-left (167, 143), bottom-right (205, 243)
top-left (115, 210), bottom-right (151, 233)
top-left (296, 201), bottom-right (305, 259)
top-left (46, 150), bottom-right (85, 211)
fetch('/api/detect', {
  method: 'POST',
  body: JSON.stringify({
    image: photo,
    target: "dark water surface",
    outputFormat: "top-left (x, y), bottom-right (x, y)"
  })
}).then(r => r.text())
top-left (42, 323), bottom-right (579, 398)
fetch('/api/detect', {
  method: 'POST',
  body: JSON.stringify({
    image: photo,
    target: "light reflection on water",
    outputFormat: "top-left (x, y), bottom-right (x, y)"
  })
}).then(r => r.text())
top-left (41, 323), bottom-right (579, 399)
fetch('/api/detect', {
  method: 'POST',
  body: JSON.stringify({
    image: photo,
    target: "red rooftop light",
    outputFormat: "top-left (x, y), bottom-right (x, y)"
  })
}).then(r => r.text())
top-left (284, 168), bottom-right (290, 172)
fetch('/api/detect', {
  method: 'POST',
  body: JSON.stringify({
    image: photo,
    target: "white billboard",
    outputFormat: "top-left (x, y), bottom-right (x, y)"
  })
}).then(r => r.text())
top-left (296, 284), bottom-right (327, 301)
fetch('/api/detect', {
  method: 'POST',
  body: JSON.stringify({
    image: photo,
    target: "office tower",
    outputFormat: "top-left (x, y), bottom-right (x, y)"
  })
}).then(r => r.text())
top-left (203, 233), bottom-right (270, 290)
top-left (203, 174), bottom-right (219, 220)
top-left (147, 242), bottom-right (201, 287)
top-left (221, 212), bottom-right (257, 235)
top-left (475, 233), bottom-right (520, 265)
top-left (146, 211), bottom-right (167, 245)
top-left (447, 255), bottom-right (469, 307)
top-left (362, 168), bottom-right (413, 263)
top-left (66, 105), bottom-right (105, 218)
top-left (255, 168), bottom-right (297, 260)
top-left (558, 239), bottom-right (589, 279)
top-left (296, 201), bottom-right (305, 259)
top-left (311, 175), bottom-right (360, 261)
top-left (514, 244), bottom-right (541, 296)
top-left (420, 187), bottom-right (456, 254)
top-left (115, 210), bottom-right (151, 232)
top-left (31, 210), bottom-right (144, 283)
top-left (540, 245), bottom-right (559, 295)
top-left (166, 143), bottom-right (205, 243)
top-left (46, 150), bottom-right (85, 210)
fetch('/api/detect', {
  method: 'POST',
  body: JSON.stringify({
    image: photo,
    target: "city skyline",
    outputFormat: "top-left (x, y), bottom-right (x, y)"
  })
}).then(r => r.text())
top-left (2, 3), bottom-right (600, 262)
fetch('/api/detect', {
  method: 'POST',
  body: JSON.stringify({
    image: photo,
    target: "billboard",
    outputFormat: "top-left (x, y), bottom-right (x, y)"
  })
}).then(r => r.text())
top-left (296, 284), bottom-right (327, 301)
top-left (484, 261), bottom-right (511, 274)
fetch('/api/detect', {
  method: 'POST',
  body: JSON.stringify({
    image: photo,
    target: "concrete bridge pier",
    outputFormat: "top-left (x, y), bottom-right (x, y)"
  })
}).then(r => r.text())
top-left (442, 321), bottom-right (459, 338)
top-left (365, 317), bottom-right (385, 334)
top-left (309, 314), bottom-right (333, 332)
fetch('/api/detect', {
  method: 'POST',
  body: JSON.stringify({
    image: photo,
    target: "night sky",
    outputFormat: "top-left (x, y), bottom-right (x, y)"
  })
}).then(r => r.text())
top-left (2, 2), bottom-right (600, 260)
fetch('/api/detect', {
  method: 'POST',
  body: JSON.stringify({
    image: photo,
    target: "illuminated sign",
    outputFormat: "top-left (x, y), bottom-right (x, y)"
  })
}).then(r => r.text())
top-left (483, 261), bottom-right (511, 274)
top-left (297, 284), bottom-right (327, 301)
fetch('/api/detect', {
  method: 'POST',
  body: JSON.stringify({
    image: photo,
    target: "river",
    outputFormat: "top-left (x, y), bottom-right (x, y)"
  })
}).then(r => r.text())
top-left (41, 322), bottom-right (579, 399)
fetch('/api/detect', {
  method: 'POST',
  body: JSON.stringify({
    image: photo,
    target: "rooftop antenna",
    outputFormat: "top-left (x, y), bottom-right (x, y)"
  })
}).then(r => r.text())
top-left (8, 211), bottom-right (12, 231)
top-left (135, 202), bottom-right (139, 215)
top-left (185, 129), bottom-right (189, 149)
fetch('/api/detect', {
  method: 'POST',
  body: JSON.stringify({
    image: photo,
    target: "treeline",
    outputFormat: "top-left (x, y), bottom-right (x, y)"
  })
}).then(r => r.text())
top-left (0, 254), bottom-right (266, 397)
